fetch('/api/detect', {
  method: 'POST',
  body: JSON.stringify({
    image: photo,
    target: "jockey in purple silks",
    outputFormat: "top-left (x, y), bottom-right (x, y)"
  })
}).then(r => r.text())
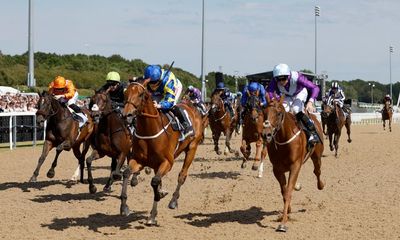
top-left (266, 63), bottom-right (320, 145)
top-left (184, 85), bottom-right (207, 115)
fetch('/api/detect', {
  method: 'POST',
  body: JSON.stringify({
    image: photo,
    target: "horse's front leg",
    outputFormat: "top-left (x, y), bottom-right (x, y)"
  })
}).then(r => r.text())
top-left (328, 133), bottom-right (334, 151)
top-left (212, 131), bottom-right (222, 155)
top-left (169, 145), bottom-right (198, 209)
top-left (345, 118), bottom-right (352, 143)
top-left (147, 160), bottom-right (172, 226)
top-left (46, 149), bottom-right (62, 179)
top-left (334, 132), bottom-right (340, 158)
top-left (252, 140), bottom-right (263, 171)
top-left (240, 139), bottom-right (249, 169)
top-left (30, 140), bottom-right (54, 182)
top-left (383, 120), bottom-right (386, 130)
top-left (389, 119), bottom-right (392, 132)
top-left (85, 149), bottom-right (102, 194)
top-left (224, 128), bottom-right (234, 155)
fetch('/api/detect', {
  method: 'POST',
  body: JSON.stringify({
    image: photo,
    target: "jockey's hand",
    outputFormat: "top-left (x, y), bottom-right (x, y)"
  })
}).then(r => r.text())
top-left (153, 101), bottom-right (161, 109)
top-left (306, 101), bottom-right (315, 113)
top-left (54, 95), bottom-right (64, 100)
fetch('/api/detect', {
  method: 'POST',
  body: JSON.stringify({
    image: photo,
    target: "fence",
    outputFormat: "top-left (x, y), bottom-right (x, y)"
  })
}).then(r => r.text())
top-left (0, 112), bottom-right (45, 150)
top-left (0, 111), bottom-right (398, 150)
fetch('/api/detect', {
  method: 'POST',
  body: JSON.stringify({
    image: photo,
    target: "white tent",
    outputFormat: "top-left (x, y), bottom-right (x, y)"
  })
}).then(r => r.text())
top-left (0, 86), bottom-right (20, 94)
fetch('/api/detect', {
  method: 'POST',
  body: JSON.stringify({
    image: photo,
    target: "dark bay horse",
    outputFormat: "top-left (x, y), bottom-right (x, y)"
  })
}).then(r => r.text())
top-left (240, 94), bottom-right (267, 178)
top-left (262, 96), bottom-right (324, 232)
top-left (118, 79), bottom-right (204, 225)
top-left (208, 92), bottom-right (238, 155)
top-left (29, 91), bottom-right (94, 183)
top-left (381, 101), bottom-right (393, 132)
top-left (85, 90), bottom-right (132, 194)
top-left (322, 101), bottom-right (352, 157)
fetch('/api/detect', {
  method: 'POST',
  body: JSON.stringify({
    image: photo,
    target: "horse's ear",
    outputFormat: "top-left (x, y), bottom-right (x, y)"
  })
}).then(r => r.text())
top-left (266, 92), bottom-right (271, 103)
top-left (256, 90), bottom-right (259, 97)
top-left (279, 95), bottom-right (285, 104)
top-left (143, 78), bottom-right (151, 87)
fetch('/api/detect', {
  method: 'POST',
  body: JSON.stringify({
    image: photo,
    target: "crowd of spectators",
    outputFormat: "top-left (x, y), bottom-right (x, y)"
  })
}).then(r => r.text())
top-left (0, 92), bottom-right (39, 113)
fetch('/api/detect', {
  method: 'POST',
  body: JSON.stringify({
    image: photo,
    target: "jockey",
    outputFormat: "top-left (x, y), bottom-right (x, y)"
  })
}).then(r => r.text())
top-left (144, 64), bottom-right (193, 138)
top-left (184, 85), bottom-right (207, 115)
top-left (327, 82), bottom-right (350, 115)
top-left (241, 81), bottom-right (267, 108)
top-left (267, 63), bottom-right (320, 145)
top-left (382, 94), bottom-right (393, 111)
top-left (383, 94), bottom-right (392, 105)
top-left (48, 76), bottom-right (87, 128)
top-left (98, 71), bottom-right (127, 111)
top-left (212, 82), bottom-right (234, 118)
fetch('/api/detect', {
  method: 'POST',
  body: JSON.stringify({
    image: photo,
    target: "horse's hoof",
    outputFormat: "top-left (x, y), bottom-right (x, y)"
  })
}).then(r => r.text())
top-left (159, 190), bottom-right (168, 199)
top-left (145, 218), bottom-right (157, 226)
top-left (347, 139), bottom-right (352, 143)
top-left (144, 167), bottom-right (152, 175)
top-left (318, 181), bottom-right (325, 190)
top-left (168, 200), bottom-right (178, 209)
top-left (130, 177), bottom-right (139, 187)
top-left (89, 185), bottom-right (97, 194)
top-left (241, 162), bottom-right (247, 169)
top-left (330, 146), bottom-right (334, 151)
top-left (216, 151), bottom-right (222, 155)
top-left (46, 170), bottom-right (55, 179)
top-left (294, 183), bottom-right (302, 191)
top-left (29, 175), bottom-right (37, 182)
top-left (120, 205), bottom-right (130, 216)
top-left (251, 164), bottom-right (259, 171)
top-left (276, 224), bottom-right (288, 232)
top-left (103, 185), bottom-right (111, 192)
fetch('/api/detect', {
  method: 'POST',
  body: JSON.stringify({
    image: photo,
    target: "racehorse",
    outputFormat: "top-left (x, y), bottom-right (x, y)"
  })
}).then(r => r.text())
top-left (85, 90), bottom-right (132, 194)
top-left (262, 95), bottom-right (324, 232)
top-left (240, 94), bottom-right (267, 178)
top-left (381, 100), bottom-right (393, 132)
top-left (29, 91), bottom-right (94, 183)
top-left (322, 101), bottom-right (352, 157)
top-left (118, 79), bottom-right (204, 225)
top-left (208, 91), bottom-right (238, 155)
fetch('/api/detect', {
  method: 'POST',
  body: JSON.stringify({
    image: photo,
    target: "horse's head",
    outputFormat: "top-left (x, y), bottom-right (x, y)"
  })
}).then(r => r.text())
top-left (323, 100), bottom-right (336, 117)
top-left (210, 92), bottom-right (224, 114)
top-left (245, 94), bottom-right (262, 122)
top-left (90, 90), bottom-right (112, 123)
top-left (123, 79), bottom-right (151, 124)
top-left (262, 95), bottom-right (285, 143)
top-left (35, 91), bottom-right (58, 127)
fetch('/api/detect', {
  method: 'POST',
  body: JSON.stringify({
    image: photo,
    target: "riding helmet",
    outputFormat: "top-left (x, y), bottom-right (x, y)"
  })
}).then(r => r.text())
top-left (53, 76), bottom-right (66, 88)
top-left (106, 71), bottom-right (121, 82)
top-left (273, 63), bottom-right (291, 78)
top-left (144, 65), bottom-right (162, 82)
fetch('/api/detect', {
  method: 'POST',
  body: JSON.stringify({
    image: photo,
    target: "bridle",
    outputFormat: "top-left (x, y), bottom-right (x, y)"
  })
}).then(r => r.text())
top-left (125, 82), bottom-right (159, 119)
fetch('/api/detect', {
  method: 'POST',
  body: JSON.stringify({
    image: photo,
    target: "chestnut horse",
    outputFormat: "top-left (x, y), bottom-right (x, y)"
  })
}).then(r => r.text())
top-left (208, 91), bottom-right (238, 155)
top-left (84, 90), bottom-right (132, 194)
top-left (322, 101), bottom-right (352, 157)
top-left (240, 94), bottom-right (267, 178)
top-left (118, 79), bottom-right (204, 225)
top-left (262, 96), bottom-right (324, 232)
top-left (381, 101), bottom-right (393, 132)
top-left (29, 91), bottom-right (94, 183)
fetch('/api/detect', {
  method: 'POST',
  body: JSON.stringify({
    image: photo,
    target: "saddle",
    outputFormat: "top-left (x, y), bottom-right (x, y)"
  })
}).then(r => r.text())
top-left (165, 107), bottom-right (194, 141)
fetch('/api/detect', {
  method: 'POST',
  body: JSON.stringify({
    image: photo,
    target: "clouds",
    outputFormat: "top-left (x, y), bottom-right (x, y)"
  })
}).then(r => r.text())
top-left (0, 0), bottom-right (399, 83)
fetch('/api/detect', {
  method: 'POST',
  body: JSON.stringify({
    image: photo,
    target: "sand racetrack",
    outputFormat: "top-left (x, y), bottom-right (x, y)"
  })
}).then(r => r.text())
top-left (1, 124), bottom-right (400, 240)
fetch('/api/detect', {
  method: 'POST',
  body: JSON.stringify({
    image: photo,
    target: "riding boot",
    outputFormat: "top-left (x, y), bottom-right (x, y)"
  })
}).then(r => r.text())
top-left (172, 106), bottom-right (194, 138)
top-left (296, 111), bottom-right (319, 145)
top-left (225, 102), bottom-right (234, 119)
top-left (69, 104), bottom-right (87, 128)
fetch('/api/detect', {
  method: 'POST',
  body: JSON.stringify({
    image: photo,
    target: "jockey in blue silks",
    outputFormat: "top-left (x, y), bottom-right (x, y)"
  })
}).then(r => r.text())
top-left (266, 63), bottom-right (320, 145)
top-left (212, 82), bottom-right (234, 118)
top-left (241, 81), bottom-right (267, 108)
top-left (144, 64), bottom-right (193, 138)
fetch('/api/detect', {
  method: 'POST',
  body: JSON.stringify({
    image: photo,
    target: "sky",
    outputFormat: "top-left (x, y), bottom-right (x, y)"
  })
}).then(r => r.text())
top-left (0, 0), bottom-right (399, 84)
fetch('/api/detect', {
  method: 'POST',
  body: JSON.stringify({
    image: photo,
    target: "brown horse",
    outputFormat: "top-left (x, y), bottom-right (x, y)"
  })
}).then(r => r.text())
top-left (381, 101), bottom-right (393, 132)
top-left (118, 79), bottom-right (204, 225)
top-left (208, 91), bottom-right (238, 155)
top-left (240, 94), bottom-right (267, 177)
top-left (322, 101), bottom-right (352, 157)
top-left (29, 91), bottom-right (94, 183)
top-left (84, 90), bottom-right (132, 194)
top-left (262, 96), bottom-right (324, 232)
